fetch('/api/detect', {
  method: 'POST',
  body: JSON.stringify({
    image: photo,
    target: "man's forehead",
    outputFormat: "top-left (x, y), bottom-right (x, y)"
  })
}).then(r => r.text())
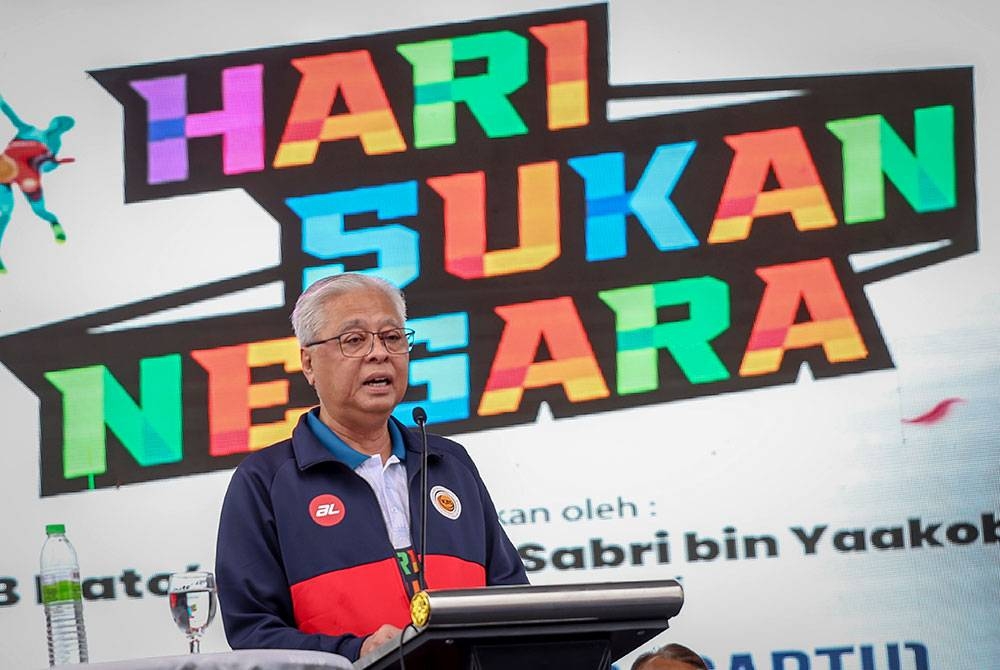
top-left (322, 290), bottom-right (403, 329)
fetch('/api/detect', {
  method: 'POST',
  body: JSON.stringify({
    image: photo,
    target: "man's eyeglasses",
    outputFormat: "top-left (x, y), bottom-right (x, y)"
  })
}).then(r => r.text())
top-left (305, 328), bottom-right (415, 358)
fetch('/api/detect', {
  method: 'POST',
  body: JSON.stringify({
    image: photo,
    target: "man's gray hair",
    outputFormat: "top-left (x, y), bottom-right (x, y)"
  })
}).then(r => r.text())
top-left (290, 273), bottom-right (407, 346)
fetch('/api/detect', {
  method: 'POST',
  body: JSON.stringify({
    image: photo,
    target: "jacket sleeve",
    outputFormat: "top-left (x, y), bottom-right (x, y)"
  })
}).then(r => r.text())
top-left (467, 458), bottom-right (530, 586)
top-left (215, 464), bottom-right (366, 661)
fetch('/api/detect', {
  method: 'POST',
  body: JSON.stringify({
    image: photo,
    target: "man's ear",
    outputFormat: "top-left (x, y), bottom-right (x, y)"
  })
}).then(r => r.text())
top-left (301, 347), bottom-right (315, 387)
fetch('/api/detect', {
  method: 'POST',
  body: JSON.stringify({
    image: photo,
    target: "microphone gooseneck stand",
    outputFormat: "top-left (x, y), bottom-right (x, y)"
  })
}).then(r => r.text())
top-left (411, 406), bottom-right (429, 593)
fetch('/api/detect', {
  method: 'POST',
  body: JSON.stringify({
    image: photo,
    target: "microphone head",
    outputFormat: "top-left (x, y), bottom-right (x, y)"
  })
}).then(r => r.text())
top-left (412, 406), bottom-right (428, 425)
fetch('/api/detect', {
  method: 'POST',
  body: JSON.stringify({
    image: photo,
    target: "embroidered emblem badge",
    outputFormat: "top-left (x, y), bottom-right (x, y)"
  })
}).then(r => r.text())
top-left (430, 485), bottom-right (461, 520)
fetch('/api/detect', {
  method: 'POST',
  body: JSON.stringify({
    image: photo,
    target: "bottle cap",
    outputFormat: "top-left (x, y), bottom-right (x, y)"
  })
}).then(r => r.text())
top-left (45, 524), bottom-right (66, 535)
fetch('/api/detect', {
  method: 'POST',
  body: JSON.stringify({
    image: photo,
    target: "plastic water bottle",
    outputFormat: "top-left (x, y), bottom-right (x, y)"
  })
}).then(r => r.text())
top-left (40, 524), bottom-right (89, 666)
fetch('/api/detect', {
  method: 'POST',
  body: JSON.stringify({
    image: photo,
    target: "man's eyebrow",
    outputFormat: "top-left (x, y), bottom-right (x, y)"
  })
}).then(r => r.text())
top-left (335, 318), bottom-right (403, 331)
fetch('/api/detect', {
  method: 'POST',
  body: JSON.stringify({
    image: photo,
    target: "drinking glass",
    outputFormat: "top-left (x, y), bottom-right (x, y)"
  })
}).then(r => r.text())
top-left (167, 571), bottom-right (217, 654)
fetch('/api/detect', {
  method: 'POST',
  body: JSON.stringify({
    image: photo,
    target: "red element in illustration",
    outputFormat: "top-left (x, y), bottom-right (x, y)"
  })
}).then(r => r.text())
top-left (902, 398), bottom-right (964, 425)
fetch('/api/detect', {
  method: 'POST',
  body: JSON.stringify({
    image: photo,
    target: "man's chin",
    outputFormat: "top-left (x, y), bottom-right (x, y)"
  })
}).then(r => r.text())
top-left (357, 389), bottom-right (404, 412)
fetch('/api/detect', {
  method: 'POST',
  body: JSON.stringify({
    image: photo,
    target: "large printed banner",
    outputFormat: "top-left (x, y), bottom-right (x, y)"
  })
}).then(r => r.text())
top-left (0, 3), bottom-right (996, 669)
top-left (0, 5), bottom-right (978, 495)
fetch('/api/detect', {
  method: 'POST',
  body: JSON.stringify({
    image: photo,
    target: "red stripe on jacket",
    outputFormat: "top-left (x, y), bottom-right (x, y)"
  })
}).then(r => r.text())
top-left (424, 554), bottom-right (486, 590)
top-left (290, 554), bottom-right (487, 637)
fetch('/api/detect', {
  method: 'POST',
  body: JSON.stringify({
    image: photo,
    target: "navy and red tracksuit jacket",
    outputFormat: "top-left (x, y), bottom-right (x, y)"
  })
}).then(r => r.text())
top-left (215, 412), bottom-right (528, 661)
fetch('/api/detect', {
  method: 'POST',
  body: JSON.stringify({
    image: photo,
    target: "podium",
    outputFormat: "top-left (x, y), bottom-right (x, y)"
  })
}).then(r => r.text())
top-left (354, 580), bottom-right (684, 670)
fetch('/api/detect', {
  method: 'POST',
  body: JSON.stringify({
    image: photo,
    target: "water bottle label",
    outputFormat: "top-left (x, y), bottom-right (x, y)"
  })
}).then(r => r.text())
top-left (41, 579), bottom-right (82, 604)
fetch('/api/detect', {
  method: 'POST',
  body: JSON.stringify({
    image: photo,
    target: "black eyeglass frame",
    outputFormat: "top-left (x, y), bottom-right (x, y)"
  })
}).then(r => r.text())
top-left (304, 328), bottom-right (415, 357)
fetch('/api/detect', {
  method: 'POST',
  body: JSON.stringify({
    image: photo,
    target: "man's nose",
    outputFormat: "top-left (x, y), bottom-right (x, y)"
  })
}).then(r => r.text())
top-left (366, 335), bottom-right (391, 359)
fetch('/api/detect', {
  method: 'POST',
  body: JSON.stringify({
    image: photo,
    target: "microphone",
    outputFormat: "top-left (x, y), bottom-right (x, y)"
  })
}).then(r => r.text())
top-left (411, 407), bottom-right (429, 592)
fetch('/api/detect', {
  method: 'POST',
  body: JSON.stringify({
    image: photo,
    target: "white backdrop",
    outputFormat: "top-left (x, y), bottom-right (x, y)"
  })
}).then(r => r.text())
top-left (1, 1), bottom-right (998, 668)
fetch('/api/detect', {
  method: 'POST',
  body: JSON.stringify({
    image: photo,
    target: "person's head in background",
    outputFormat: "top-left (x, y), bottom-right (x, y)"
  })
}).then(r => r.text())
top-left (631, 643), bottom-right (709, 670)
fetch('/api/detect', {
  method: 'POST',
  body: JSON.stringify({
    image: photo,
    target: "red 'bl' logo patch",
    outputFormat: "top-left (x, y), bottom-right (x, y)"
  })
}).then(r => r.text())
top-left (309, 494), bottom-right (346, 527)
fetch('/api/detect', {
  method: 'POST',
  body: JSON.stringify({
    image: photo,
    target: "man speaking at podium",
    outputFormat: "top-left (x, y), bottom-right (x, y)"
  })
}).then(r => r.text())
top-left (216, 274), bottom-right (528, 661)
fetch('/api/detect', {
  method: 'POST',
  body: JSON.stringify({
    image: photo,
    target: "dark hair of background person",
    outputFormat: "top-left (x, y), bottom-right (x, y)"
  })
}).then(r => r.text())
top-left (631, 643), bottom-right (709, 670)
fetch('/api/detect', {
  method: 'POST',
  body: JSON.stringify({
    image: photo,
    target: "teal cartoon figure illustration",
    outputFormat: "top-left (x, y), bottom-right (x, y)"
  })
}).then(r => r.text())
top-left (0, 94), bottom-right (75, 273)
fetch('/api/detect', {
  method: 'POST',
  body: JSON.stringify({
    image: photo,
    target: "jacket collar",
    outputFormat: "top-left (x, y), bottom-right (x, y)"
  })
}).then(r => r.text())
top-left (292, 408), bottom-right (442, 471)
top-left (305, 408), bottom-right (406, 468)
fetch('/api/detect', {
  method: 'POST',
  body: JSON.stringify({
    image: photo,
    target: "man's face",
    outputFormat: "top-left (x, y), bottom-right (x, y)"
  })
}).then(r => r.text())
top-left (300, 287), bottom-right (409, 429)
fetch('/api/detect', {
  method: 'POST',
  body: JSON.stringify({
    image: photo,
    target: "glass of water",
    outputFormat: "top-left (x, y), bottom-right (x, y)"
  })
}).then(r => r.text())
top-left (167, 571), bottom-right (217, 654)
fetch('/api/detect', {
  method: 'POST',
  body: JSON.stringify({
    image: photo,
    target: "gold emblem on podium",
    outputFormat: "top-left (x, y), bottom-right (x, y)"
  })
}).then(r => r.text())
top-left (410, 590), bottom-right (431, 627)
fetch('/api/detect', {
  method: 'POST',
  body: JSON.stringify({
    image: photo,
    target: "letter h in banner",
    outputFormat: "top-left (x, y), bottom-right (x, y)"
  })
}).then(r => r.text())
top-left (129, 65), bottom-right (265, 184)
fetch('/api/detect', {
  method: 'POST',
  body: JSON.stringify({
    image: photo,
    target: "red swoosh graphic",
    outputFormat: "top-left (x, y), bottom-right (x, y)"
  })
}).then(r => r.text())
top-left (902, 398), bottom-right (964, 425)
